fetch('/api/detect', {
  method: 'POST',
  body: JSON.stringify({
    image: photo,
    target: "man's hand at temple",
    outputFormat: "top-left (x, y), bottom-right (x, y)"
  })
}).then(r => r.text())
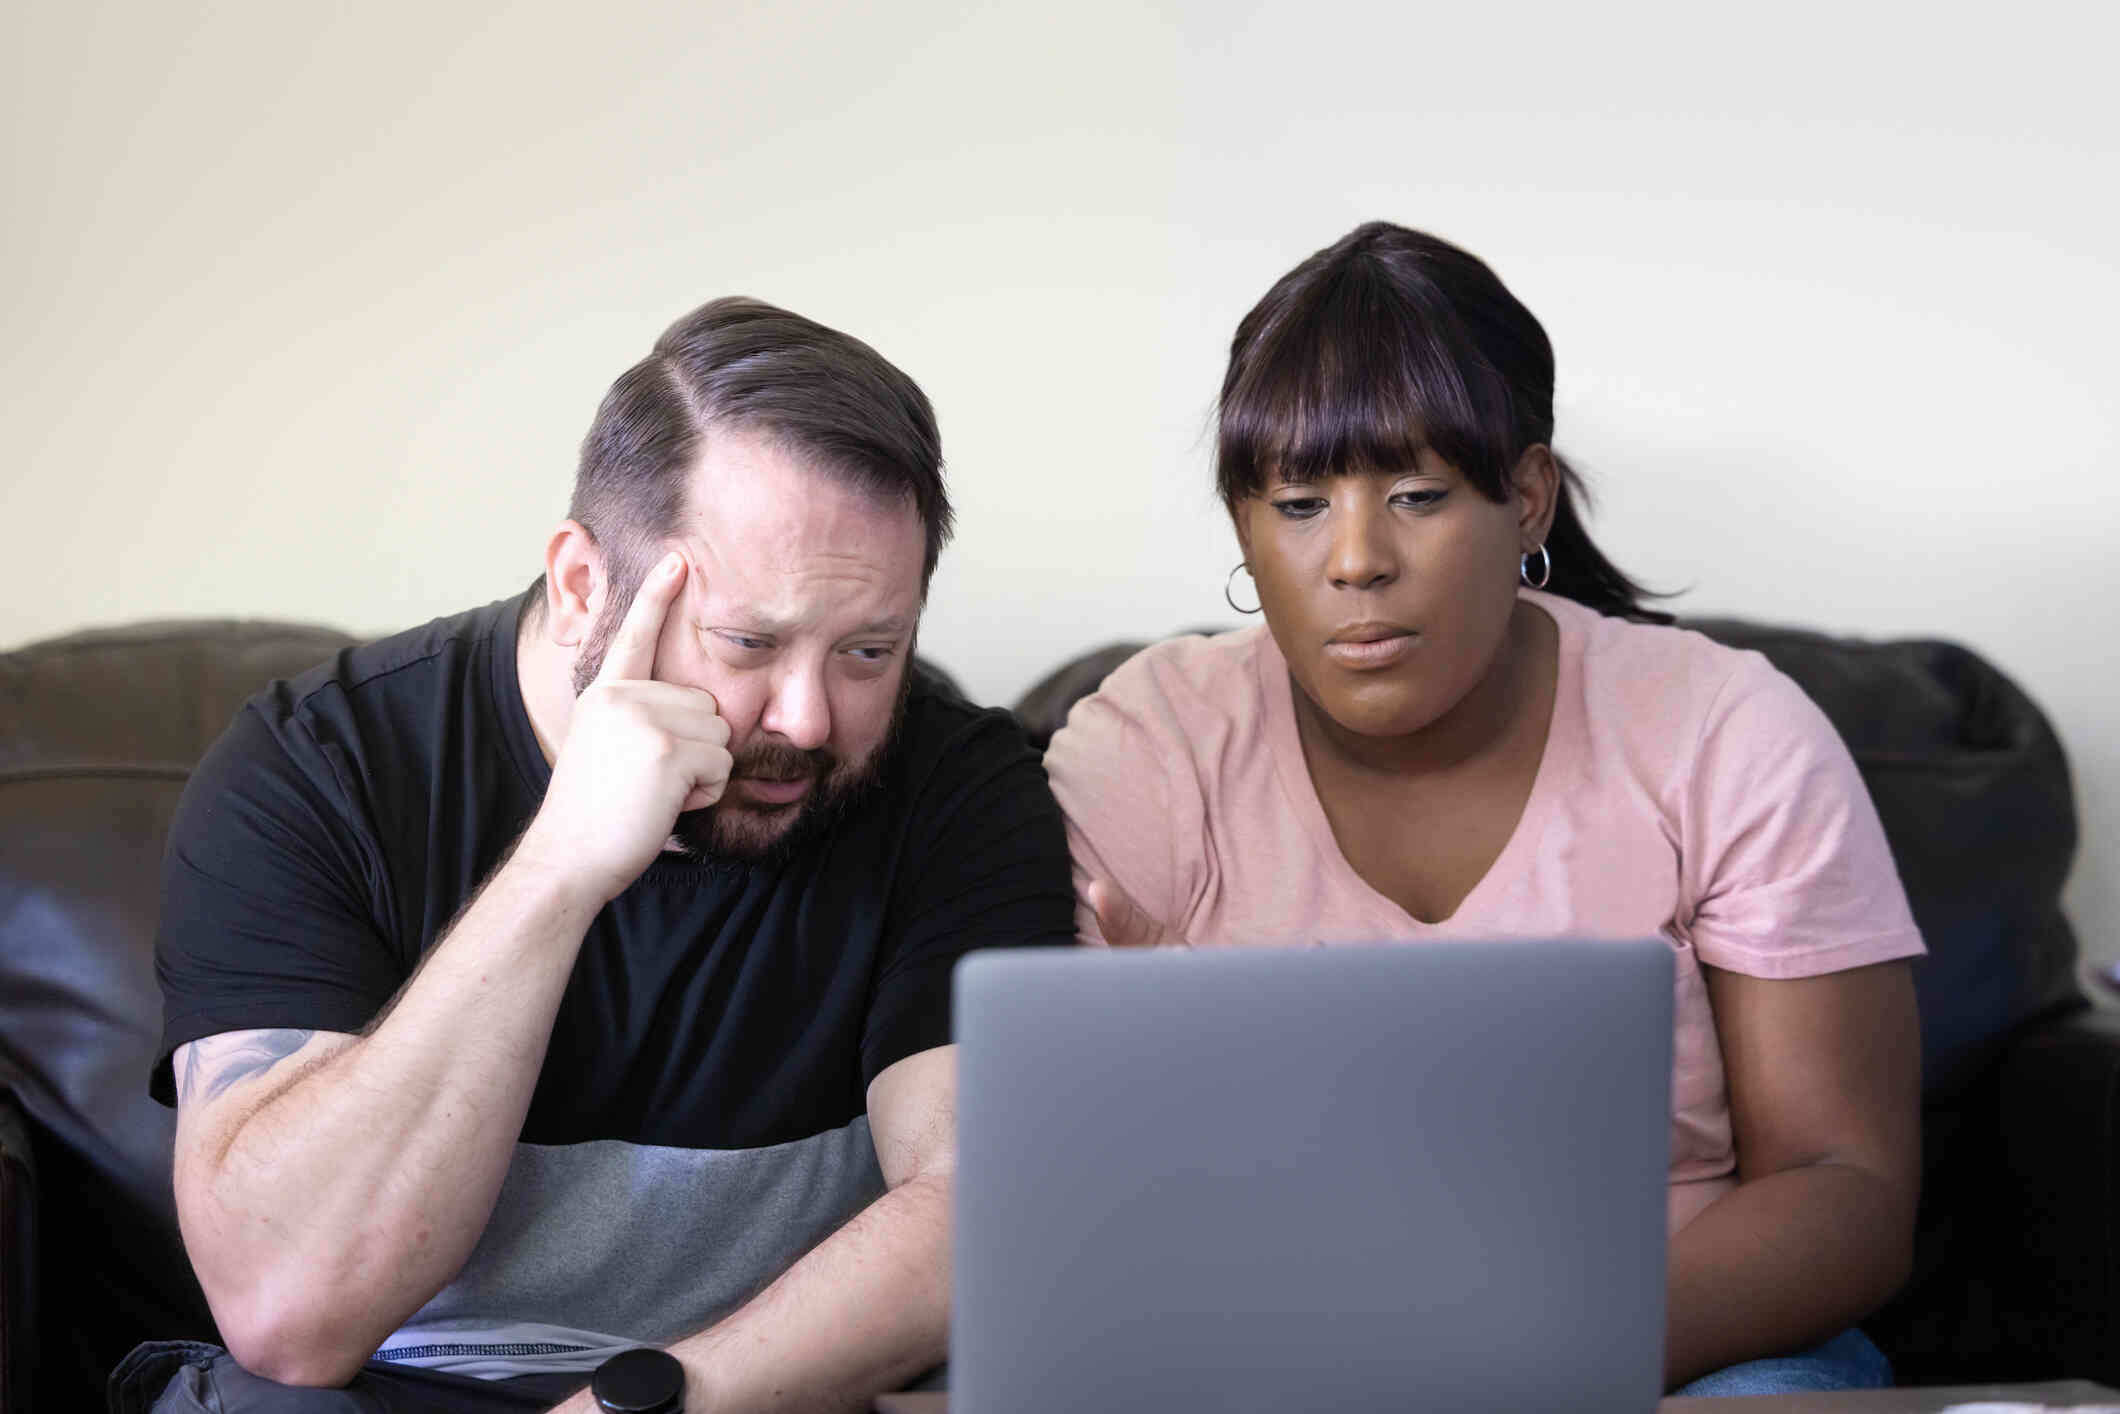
top-left (515, 551), bottom-right (732, 906)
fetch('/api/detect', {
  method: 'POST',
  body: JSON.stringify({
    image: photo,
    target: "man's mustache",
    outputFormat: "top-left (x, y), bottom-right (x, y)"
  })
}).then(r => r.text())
top-left (729, 739), bottom-right (835, 783)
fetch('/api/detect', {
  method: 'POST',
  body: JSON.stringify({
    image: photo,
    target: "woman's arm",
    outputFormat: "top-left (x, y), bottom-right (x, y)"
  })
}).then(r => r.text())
top-left (1663, 959), bottom-right (1921, 1389)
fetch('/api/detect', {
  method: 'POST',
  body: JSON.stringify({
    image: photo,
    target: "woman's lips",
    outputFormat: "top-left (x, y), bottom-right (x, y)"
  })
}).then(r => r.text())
top-left (1323, 631), bottom-right (1415, 669)
top-left (731, 774), bottom-right (813, 807)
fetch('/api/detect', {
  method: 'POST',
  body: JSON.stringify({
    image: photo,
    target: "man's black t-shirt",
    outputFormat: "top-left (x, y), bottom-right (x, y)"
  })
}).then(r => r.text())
top-left (151, 586), bottom-right (1076, 1374)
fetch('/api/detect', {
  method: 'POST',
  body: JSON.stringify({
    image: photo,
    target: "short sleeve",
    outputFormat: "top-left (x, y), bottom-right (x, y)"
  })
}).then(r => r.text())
top-left (862, 709), bottom-right (1077, 1085)
top-left (1676, 656), bottom-right (1926, 978)
top-left (152, 699), bottom-right (405, 1104)
top-left (1041, 665), bottom-right (1194, 948)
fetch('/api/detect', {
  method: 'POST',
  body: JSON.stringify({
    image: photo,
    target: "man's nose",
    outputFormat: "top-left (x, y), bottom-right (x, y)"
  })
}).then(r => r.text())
top-left (759, 666), bottom-right (832, 752)
top-left (1326, 505), bottom-right (1399, 592)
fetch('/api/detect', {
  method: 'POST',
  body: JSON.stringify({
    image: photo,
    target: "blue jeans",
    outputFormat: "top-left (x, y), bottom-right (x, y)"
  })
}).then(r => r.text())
top-left (1671, 1328), bottom-right (1892, 1397)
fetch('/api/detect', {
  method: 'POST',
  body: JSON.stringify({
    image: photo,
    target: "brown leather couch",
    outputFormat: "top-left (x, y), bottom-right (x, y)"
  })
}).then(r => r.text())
top-left (3, 615), bottom-right (2116, 1411)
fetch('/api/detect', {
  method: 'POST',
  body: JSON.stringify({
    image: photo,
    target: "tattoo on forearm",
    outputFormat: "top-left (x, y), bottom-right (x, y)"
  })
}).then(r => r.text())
top-left (182, 1029), bottom-right (317, 1106)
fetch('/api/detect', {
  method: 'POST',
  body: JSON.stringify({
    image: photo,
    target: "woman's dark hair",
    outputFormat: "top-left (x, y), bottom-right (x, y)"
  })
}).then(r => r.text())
top-left (1216, 221), bottom-right (1668, 623)
top-left (570, 296), bottom-right (952, 600)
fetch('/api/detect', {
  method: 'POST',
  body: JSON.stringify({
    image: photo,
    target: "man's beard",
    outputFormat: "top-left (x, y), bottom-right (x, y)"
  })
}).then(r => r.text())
top-left (669, 712), bottom-right (897, 865)
top-left (572, 584), bottom-right (910, 866)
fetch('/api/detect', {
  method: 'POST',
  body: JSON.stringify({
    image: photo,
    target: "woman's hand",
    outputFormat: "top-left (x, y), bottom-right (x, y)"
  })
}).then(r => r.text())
top-left (1087, 877), bottom-right (1191, 949)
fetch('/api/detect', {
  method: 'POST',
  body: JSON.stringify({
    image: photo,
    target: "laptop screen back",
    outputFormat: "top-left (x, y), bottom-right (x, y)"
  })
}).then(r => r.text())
top-left (952, 940), bottom-right (1673, 1414)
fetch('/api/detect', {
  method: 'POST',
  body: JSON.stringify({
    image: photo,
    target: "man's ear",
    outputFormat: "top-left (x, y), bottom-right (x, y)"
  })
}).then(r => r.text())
top-left (541, 520), bottom-right (605, 648)
top-left (1511, 446), bottom-right (1562, 554)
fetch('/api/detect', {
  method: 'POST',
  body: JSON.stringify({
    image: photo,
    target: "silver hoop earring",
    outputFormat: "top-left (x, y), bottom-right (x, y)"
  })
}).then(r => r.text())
top-left (1224, 562), bottom-right (1262, 615)
top-left (1520, 543), bottom-right (1551, 590)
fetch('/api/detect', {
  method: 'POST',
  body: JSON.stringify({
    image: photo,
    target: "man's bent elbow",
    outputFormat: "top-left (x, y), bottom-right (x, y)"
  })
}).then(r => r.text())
top-left (179, 1194), bottom-right (396, 1385)
top-left (217, 1289), bottom-right (378, 1389)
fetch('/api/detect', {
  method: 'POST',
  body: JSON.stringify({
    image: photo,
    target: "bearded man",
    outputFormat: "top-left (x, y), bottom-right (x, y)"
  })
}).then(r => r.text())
top-left (119, 298), bottom-right (1075, 1413)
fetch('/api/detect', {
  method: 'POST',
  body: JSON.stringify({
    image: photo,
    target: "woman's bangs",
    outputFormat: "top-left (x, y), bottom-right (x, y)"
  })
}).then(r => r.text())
top-left (1218, 285), bottom-right (1501, 498)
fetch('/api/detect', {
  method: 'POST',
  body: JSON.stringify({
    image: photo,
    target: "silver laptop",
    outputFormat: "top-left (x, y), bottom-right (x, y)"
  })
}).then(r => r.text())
top-left (949, 940), bottom-right (1674, 1414)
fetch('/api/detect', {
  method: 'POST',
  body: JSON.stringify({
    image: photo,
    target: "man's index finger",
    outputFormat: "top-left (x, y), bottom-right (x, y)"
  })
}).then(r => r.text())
top-left (596, 551), bottom-right (687, 685)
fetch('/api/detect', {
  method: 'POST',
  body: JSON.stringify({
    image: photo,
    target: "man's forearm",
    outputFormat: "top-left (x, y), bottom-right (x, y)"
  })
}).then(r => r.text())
top-left (1663, 1161), bottom-right (1914, 1390)
top-left (178, 857), bottom-right (603, 1384)
top-left (648, 1171), bottom-right (951, 1414)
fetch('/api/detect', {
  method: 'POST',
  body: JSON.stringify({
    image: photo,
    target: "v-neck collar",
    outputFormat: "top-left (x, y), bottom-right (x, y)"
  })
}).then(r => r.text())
top-left (1255, 590), bottom-right (1578, 932)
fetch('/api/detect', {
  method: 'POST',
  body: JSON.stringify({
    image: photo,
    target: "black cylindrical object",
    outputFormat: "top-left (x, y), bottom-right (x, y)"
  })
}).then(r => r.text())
top-left (592, 1347), bottom-right (685, 1414)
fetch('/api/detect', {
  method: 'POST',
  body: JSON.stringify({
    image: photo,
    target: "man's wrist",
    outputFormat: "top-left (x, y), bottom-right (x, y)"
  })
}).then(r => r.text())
top-left (676, 1333), bottom-right (724, 1414)
top-left (496, 831), bottom-right (618, 920)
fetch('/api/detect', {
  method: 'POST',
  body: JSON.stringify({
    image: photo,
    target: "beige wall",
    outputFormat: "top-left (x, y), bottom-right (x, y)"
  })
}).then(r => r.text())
top-left (7, 0), bottom-right (2116, 962)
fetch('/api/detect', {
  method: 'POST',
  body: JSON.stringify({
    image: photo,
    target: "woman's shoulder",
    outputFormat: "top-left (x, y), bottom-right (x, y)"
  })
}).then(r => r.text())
top-left (1535, 592), bottom-right (1834, 788)
top-left (1539, 592), bottom-right (1788, 717)
top-left (1061, 625), bottom-right (1271, 735)
top-left (1043, 625), bottom-right (1279, 813)
top-left (1042, 628), bottom-right (1279, 893)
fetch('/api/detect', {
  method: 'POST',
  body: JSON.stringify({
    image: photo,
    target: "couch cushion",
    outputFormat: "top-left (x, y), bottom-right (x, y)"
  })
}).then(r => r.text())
top-left (0, 620), bottom-right (356, 1408)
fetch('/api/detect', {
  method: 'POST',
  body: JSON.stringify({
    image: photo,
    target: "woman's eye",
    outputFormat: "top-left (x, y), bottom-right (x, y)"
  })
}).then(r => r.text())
top-left (720, 633), bottom-right (771, 653)
top-left (1270, 498), bottom-right (1326, 520)
top-left (1392, 489), bottom-right (1447, 510)
top-left (848, 646), bottom-right (894, 664)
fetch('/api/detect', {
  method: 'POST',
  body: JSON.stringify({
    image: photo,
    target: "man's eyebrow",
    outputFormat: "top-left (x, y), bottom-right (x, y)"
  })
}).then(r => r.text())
top-left (701, 610), bottom-right (913, 638)
top-left (691, 604), bottom-right (790, 638)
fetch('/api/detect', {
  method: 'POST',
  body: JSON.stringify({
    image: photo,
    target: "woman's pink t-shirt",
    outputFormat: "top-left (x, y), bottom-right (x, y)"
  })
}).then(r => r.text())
top-left (1042, 589), bottom-right (1925, 1234)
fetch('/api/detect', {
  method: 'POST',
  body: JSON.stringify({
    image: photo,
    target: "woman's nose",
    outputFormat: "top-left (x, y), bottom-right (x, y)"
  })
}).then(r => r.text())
top-left (1326, 506), bottom-right (1399, 591)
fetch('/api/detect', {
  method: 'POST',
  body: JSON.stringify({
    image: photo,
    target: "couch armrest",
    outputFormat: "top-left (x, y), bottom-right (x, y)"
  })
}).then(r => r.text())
top-left (0, 1087), bottom-right (35, 1414)
top-left (1992, 1005), bottom-right (2120, 1385)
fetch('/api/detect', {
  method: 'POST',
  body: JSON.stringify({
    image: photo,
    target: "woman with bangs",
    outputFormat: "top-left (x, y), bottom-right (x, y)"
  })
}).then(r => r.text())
top-left (1041, 221), bottom-right (1924, 1396)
